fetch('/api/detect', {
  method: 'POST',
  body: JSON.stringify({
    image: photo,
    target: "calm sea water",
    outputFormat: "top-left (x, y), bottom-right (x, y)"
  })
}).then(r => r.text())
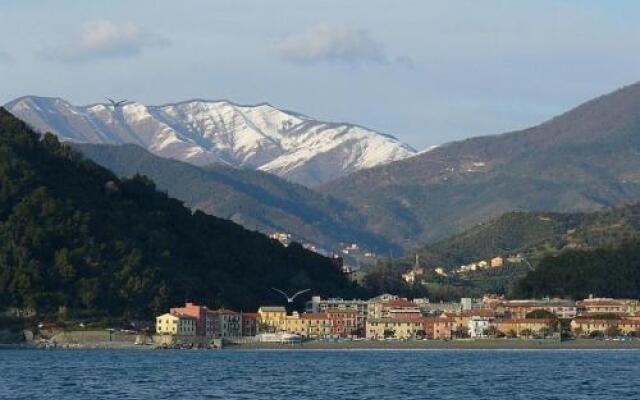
top-left (1, 349), bottom-right (639, 399)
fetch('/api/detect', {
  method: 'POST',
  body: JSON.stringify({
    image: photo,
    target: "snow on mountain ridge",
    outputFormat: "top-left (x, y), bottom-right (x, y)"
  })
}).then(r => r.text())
top-left (5, 95), bottom-right (416, 186)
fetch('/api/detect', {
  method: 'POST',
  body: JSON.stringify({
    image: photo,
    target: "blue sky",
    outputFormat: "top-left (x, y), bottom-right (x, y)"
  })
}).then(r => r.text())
top-left (1, 0), bottom-right (640, 149)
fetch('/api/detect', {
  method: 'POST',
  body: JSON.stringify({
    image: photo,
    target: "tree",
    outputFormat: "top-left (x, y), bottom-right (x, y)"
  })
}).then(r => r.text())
top-left (485, 325), bottom-right (502, 338)
top-left (453, 325), bottom-right (469, 339)
top-left (383, 329), bottom-right (395, 339)
top-left (589, 330), bottom-right (604, 339)
top-left (520, 328), bottom-right (533, 338)
top-left (0, 109), bottom-right (363, 321)
top-left (606, 326), bottom-right (621, 338)
top-left (538, 327), bottom-right (551, 338)
top-left (573, 326), bottom-right (583, 337)
top-left (525, 309), bottom-right (557, 320)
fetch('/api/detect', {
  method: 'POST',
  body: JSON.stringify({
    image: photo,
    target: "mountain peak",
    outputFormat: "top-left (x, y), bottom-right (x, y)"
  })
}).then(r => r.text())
top-left (5, 95), bottom-right (415, 186)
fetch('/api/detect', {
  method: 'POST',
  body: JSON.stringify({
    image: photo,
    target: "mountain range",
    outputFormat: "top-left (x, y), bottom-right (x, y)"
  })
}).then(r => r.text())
top-left (321, 82), bottom-right (640, 248)
top-left (8, 81), bottom-right (640, 253)
top-left (5, 96), bottom-right (415, 187)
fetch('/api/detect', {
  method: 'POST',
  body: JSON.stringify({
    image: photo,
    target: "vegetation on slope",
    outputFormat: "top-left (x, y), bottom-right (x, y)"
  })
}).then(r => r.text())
top-left (414, 204), bottom-right (640, 270)
top-left (74, 143), bottom-right (397, 253)
top-left (515, 240), bottom-right (640, 299)
top-left (0, 109), bottom-right (362, 319)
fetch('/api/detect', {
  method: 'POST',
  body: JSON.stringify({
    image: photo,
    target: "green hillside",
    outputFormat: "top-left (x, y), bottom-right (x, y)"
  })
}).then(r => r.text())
top-left (74, 143), bottom-right (396, 254)
top-left (516, 240), bottom-right (640, 299)
top-left (414, 203), bottom-right (640, 270)
top-left (0, 109), bottom-right (361, 319)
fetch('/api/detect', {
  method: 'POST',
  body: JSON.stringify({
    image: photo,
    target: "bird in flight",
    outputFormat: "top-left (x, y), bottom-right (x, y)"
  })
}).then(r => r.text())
top-left (105, 97), bottom-right (128, 109)
top-left (271, 288), bottom-right (311, 303)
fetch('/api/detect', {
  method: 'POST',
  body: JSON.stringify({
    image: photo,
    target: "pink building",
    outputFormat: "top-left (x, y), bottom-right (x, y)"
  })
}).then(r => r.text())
top-left (170, 302), bottom-right (209, 336)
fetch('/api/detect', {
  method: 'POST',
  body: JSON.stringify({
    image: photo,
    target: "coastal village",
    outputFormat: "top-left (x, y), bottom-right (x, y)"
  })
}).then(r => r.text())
top-left (154, 295), bottom-right (640, 346)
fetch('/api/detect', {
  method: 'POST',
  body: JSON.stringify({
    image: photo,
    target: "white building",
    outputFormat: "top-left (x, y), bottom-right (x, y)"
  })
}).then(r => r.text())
top-left (155, 313), bottom-right (196, 337)
top-left (468, 317), bottom-right (491, 338)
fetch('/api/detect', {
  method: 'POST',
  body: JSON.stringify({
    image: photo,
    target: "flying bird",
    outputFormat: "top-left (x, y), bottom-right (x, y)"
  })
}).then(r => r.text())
top-left (271, 288), bottom-right (311, 303)
top-left (105, 97), bottom-right (128, 109)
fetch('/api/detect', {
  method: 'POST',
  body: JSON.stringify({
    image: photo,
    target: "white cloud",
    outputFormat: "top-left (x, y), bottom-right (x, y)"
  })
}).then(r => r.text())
top-left (46, 20), bottom-right (167, 62)
top-left (276, 25), bottom-right (389, 65)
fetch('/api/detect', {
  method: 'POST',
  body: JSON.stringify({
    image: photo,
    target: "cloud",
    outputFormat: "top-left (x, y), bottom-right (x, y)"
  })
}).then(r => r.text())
top-left (276, 25), bottom-right (389, 65)
top-left (45, 20), bottom-right (167, 62)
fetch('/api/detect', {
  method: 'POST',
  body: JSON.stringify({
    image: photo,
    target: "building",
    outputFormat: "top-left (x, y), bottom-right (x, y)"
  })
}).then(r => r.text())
top-left (155, 313), bottom-right (196, 337)
top-left (170, 302), bottom-right (209, 336)
top-left (419, 300), bottom-right (462, 315)
top-left (504, 299), bottom-right (577, 319)
top-left (281, 312), bottom-right (306, 335)
top-left (208, 309), bottom-right (242, 338)
top-left (401, 254), bottom-right (425, 284)
top-left (460, 298), bottom-right (488, 311)
top-left (301, 312), bottom-right (333, 337)
top-left (433, 315), bottom-right (455, 339)
top-left (490, 257), bottom-right (504, 268)
top-left (327, 309), bottom-right (358, 336)
top-left (577, 298), bottom-right (639, 315)
top-left (257, 306), bottom-right (287, 332)
top-left (241, 313), bottom-right (258, 337)
top-left (468, 317), bottom-right (491, 338)
top-left (445, 309), bottom-right (496, 332)
top-left (306, 296), bottom-right (369, 329)
top-left (366, 318), bottom-right (425, 340)
top-left (496, 318), bottom-right (556, 337)
top-left (369, 298), bottom-right (420, 320)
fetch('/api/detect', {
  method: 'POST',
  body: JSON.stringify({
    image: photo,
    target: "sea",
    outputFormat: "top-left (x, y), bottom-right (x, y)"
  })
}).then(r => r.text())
top-left (1, 348), bottom-right (638, 399)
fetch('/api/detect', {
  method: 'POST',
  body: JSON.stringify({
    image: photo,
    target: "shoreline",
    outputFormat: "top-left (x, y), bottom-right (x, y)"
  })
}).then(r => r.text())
top-left (231, 339), bottom-right (640, 350)
top-left (4, 338), bottom-right (640, 351)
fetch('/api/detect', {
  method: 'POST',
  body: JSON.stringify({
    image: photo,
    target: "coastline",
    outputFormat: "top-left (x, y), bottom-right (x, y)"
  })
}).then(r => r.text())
top-left (4, 339), bottom-right (640, 350)
top-left (231, 339), bottom-right (640, 350)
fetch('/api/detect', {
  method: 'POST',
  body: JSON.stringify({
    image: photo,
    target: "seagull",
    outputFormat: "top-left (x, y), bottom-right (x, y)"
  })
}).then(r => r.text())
top-left (271, 288), bottom-right (311, 304)
top-left (105, 97), bottom-right (128, 109)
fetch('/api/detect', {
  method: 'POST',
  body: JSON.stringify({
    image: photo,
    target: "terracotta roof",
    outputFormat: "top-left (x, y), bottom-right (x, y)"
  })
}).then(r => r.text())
top-left (459, 309), bottom-right (495, 317)
top-left (385, 299), bottom-right (418, 308)
top-left (301, 312), bottom-right (330, 320)
top-left (170, 312), bottom-right (196, 320)
top-left (497, 318), bottom-right (555, 324)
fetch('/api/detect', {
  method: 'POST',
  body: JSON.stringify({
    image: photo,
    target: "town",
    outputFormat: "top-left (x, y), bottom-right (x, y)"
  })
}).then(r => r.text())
top-left (154, 294), bottom-right (640, 346)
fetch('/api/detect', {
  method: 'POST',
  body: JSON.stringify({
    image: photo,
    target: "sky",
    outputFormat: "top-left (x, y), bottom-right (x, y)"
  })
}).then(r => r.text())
top-left (1, 0), bottom-right (640, 149)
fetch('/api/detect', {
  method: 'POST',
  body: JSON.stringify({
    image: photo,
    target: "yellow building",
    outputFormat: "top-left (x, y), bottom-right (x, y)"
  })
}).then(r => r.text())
top-left (571, 316), bottom-right (619, 335)
top-left (301, 312), bottom-right (333, 337)
top-left (257, 306), bottom-right (287, 332)
top-left (496, 318), bottom-right (555, 336)
top-left (366, 318), bottom-right (424, 340)
top-left (155, 313), bottom-right (197, 337)
top-left (618, 318), bottom-right (640, 335)
top-left (282, 312), bottom-right (306, 335)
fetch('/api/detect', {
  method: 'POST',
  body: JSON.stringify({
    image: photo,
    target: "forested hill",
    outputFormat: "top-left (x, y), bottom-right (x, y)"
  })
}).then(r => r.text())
top-left (414, 203), bottom-right (640, 270)
top-left (0, 109), bottom-right (361, 319)
top-left (515, 240), bottom-right (640, 299)
top-left (73, 143), bottom-right (396, 253)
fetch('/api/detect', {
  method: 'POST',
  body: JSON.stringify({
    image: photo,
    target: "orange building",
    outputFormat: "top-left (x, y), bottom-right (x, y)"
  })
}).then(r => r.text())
top-left (170, 302), bottom-right (210, 336)
top-left (326, 310), bottom-right (358, 336)
top-left (433, 315), bottom-right (455, 339)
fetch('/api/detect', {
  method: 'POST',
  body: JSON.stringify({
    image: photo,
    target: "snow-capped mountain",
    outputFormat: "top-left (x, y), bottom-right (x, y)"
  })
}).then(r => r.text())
top-left (5, 96), bottom-right (416, 186)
